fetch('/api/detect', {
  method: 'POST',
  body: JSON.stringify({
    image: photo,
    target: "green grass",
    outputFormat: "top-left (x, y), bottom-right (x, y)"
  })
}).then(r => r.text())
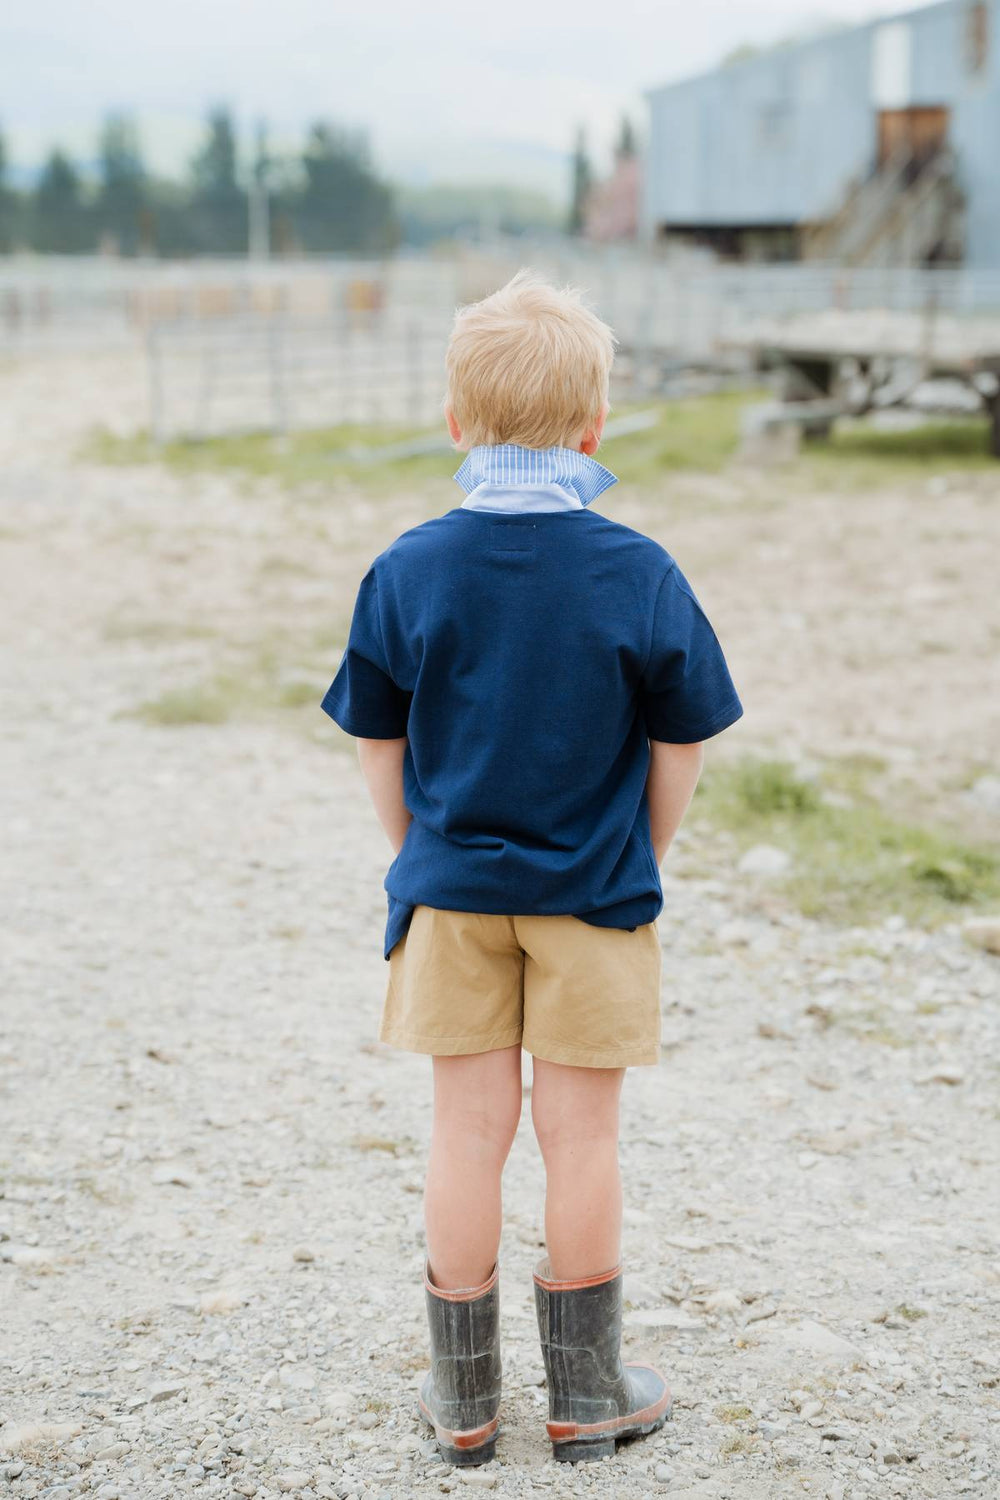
top-left (719, 1431), bottom-right (759, 1459)
top-left (694, 757), bottom-right (1000, 926)
top-left (896, 1303), bottom-right (928, 1322)
top-left (131, 681), bottom-right (238, 726)
top-left (122, 619), bottom-right (350, 729)
top-left (800, 416), bottom-right (995, 491)
top-left (716, 1404), bottom-right (754, 1423)
top-left (83, 392), bottom-right (755, 493)
top-left (102, 615), bottom-right (218, 645)
top-left (83, 395), bottom-right (997, 496)
top-left (130, 672), bottom-right (328, 727)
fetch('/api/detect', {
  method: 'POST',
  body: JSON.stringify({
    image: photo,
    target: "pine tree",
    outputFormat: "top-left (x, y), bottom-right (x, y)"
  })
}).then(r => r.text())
top-left (567, 127), bottom-right (593, 236)
top-left (295, 121), bottom-right (397, 253)
top-left (96, 112), bottom-right (147, 255)
top-left (190, 107), bottom-right (245, 253)
top-left (0, 126), bottom-right (17, 252)
top-left (31, 149), bottom-right (92, 252)
top-left (616, 114), bottom-right (637, 158)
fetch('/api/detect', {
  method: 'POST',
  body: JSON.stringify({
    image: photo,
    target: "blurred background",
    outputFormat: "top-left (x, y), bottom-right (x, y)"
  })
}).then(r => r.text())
top-left (3, 0), bottom-right (1000, 450)
top-left (2, 5), bottom-right (999, 1499)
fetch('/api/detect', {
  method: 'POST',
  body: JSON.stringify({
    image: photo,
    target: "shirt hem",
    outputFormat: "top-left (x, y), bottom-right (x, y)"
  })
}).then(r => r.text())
top-left (320, 695), bottom-right (408, 740)
top-left (647, 698), bottom-right (744, 744)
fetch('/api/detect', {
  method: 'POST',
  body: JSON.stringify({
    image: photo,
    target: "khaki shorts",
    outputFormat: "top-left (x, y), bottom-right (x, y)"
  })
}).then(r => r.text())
top-left (381, 906), bottom-right (663, 1068)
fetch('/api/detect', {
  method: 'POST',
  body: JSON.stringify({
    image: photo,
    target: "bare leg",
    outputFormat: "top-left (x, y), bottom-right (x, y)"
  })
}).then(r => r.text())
top-left (423, 1044), bottom-right (524, 1290)
top-left (530, 1057), bottom-right (625, 1280)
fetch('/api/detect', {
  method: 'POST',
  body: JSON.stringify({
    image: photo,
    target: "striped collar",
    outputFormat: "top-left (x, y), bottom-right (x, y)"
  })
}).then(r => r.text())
top-left (453, 443), bottom-right (618, 509)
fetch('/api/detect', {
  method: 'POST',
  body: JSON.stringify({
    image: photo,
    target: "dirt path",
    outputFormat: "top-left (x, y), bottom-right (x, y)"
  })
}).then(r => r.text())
top-left (2, 352), bottom-right (998, 1500)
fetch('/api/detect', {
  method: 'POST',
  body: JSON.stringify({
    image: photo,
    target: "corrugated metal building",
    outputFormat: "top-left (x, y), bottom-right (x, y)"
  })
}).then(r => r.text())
top-left (642, 0), bottom-right (999, 267)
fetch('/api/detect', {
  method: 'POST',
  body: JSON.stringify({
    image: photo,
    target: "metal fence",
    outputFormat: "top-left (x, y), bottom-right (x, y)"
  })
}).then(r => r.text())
top-left (5, 249), bottom-right (1000, 439)
top-left (146, 314), bottom-right (451, 441)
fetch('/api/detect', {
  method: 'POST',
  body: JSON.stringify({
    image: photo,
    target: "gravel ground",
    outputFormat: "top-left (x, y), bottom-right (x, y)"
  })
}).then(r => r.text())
top-left (1, 351), bottom-right (999, 1500)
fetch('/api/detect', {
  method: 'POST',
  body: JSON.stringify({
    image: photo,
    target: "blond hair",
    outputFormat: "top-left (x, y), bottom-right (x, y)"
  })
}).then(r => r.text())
top-left (444, 269), bottom-right (616, 450)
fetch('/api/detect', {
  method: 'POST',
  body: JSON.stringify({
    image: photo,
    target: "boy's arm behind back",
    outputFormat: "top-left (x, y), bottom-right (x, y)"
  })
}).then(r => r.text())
top-left (646, 740), bottom-right (704, 867)
top-left (357, 737), bottom-right (412, 855)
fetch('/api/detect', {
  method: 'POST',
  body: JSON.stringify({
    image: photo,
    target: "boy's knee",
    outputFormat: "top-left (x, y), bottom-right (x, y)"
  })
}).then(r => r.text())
top-left (531, 1101), bottom-right (618, 1159)
top-left (437, 1096), bottom-right (521, 1159)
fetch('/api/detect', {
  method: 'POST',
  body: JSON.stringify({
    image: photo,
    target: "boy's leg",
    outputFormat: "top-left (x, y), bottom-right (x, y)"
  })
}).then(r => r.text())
top-left (424, 1043), bottom-right (523, 1290)
top-left (530, 1057), bottom-right (625, 1280)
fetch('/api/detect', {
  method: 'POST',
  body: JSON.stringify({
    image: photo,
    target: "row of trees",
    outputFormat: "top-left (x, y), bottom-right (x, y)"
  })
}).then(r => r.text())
top-left (0, 109), bottom-right (398, 256)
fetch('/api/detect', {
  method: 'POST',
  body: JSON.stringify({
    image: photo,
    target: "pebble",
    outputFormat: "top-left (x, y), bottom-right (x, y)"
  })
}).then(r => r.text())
top-left (968, 775), bottom-right (1000, 810)
top-left (274, 1473), bottom-right (311, 1493)
top-left (962, 916), bottom-right (1000, 956)
top-left (0, 1244), bottom-right (56, 1268)
top-left (94, 1441), bottom-right (131, 1461)
top-left (625, 1308), bottom-right (701, 1330)
top-left (703, 1289), bottom-right (742, 1315)
top-left (292, 1248), bottom-right (316, 1263)
top-left (151, 1164), bottom-right (196, 1188)
top-left (148, 1382), bottom-right (186, 1403)
top-left (779, 1319), bottom-right (862, 1360)
top-left (654, 1462), bottom-right (673, 1484)
top-left (915, 1066), bottom-right (965, 1086)
top-left (738, 843), bottom-right (791, 876)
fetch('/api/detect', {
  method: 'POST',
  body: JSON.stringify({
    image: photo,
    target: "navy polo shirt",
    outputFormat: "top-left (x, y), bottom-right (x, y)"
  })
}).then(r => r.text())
top-left (322, 500), bottom-right (743, 960)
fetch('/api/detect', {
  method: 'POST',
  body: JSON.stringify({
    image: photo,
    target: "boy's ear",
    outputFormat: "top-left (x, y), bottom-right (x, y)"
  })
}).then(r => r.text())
top-left (579, 404), bottom-right (608, 456)
top-left (445, 406), bottom-right (462, 446)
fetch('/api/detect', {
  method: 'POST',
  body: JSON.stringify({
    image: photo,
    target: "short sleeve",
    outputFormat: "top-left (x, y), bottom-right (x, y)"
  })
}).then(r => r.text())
top-left (321, 566), bottom-right (411, 738)
top-left (639, 565), bottom-right (743, 743)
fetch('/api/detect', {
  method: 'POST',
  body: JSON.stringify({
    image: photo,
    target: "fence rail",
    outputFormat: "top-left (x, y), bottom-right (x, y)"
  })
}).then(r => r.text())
top-left (6, 250), bottom-right (1000, 437)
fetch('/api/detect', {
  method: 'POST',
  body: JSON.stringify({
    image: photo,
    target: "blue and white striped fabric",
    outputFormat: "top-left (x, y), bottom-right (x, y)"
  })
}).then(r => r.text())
top-left (453, 443), bottom-right (618, 513)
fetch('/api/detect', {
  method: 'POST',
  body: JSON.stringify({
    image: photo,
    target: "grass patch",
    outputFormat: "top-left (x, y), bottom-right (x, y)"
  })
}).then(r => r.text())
top-left (130, 670), bottom-right (326, 727)
top-left (833, 1004), bottom-right (913, 1048)
top-left (83, 393), bottom-right (756, 493)
top-left (896, 1303), bottom-right (928, 1322)
top-left (794, 415), bottom-right (995, 493)
top-left (695, 756), bottom-right (1000, 926)
top-left (719, 1431), bottom-right (759, 1458)
top-left (131, 681), bottom-right (239, 726)
top-left (716, 1403), bottom-right (754, 1423)
top-left (812, 415), bottom-right (993, 466)
top-left (102, 615), bottom-right (218, 645)
top-left (349, 1135), bottom-right (401, 1155)
top-left (84, 396), bottom-right (999, 497)
top-left (124, 629), bottom-right (345, 729)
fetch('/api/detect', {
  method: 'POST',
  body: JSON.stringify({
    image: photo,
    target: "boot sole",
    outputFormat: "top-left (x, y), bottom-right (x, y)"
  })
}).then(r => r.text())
top-left (417, 1396), bottom-right (499, 1467)
top-left (549, 1386), bottom-right (673, 1463)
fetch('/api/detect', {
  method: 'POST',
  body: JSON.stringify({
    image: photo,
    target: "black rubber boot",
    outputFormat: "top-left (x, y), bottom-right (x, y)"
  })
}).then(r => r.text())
top-left (533, 1255), bottom-right (672, 1463)
top-left (416, 1257), bottom-right (502, 1466)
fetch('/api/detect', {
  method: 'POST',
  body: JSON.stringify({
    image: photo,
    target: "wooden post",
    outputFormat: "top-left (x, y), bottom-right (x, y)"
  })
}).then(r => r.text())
top-left (407, 320), bottom-right (422, 427)
top-left (147, 323), bottom-right (166, 447)
top-left (989, 386), bottom-right (1000, 459)
top-left (268, 319), bottom-right (289, 440)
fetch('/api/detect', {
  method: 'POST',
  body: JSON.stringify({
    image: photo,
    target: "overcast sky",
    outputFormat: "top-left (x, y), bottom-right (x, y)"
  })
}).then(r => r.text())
top-left (2, 0), bottom-right (927, 196)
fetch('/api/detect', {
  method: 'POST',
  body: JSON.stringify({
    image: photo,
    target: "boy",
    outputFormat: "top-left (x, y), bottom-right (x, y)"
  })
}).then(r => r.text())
top-left (321, 271), bottom-right (743, 1467)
